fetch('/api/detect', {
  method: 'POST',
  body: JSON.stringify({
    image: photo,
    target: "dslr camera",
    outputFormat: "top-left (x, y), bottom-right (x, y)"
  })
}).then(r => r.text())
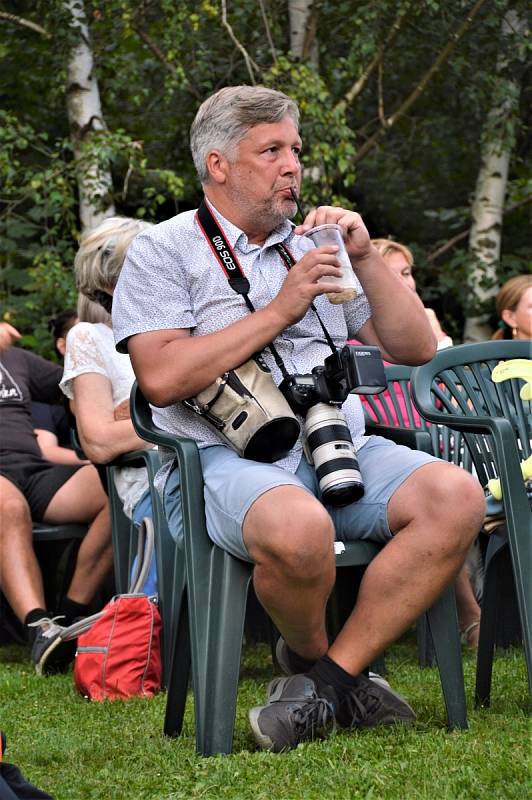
top-left (279, 345), bottom-right (386, 507)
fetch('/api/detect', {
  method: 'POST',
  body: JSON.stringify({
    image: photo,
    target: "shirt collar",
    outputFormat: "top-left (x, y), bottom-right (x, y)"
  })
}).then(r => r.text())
top-left (204, 197), bottom-right (295, 254)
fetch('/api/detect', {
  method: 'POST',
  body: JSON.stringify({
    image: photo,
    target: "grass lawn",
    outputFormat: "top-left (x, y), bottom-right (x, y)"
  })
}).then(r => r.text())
top-left (0, 637), bottom-right (529, 800)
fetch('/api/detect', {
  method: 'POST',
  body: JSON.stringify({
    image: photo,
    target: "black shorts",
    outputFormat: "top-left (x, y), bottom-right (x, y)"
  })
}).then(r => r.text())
top-left (0, 451), bottom-right (83, 522)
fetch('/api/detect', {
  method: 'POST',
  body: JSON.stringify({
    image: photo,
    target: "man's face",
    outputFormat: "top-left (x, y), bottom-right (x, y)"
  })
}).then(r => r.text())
top-left (223, 115), bottom-right (302, 233)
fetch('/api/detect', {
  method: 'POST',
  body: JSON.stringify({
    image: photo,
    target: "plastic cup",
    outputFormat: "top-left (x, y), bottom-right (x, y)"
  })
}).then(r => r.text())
top-left (304, 223), bottom-right (358, 304)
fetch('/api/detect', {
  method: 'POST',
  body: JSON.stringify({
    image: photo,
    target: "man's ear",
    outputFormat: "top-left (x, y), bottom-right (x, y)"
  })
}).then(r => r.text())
top-left (206, 150), bottom-right (229, 184)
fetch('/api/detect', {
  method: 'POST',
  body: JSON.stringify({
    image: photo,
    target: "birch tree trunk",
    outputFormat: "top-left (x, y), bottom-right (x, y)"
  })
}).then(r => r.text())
top-left (289, 0), bottom-right (319, 67)
top-left (65, 0), bottom-right (114, 232)
top-left (463, 10), bottom-right (526, 342)
top-left (289, 0), bottom-right (320, 186)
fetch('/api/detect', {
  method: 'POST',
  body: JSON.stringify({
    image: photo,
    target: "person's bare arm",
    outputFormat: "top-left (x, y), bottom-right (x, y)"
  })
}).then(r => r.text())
top-left (34, 428), bottom-right (90, 465)
top-left (295, 207), bottom-right (437, 365)
top-left (72, 373), bottom-right (151, 463)
top-left (128, 246), bottom-right (345, 407)
top-left (0, 322), bottom-right (21, 352)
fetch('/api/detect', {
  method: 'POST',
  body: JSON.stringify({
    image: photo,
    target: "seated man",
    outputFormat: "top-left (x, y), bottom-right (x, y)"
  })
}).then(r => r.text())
top-left (0, 322), bottom-right (112, 674)
top-left (112, 86), bottom-right (486, 752)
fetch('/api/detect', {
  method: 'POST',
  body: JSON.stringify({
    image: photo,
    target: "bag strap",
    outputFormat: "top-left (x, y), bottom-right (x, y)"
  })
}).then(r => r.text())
top-left (129, 517), bottom-right (155, 594)
top-left (62, 517), bottom-right (156, 641)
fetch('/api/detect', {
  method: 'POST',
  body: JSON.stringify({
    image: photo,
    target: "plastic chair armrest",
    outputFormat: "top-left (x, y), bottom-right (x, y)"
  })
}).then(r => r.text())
top-left (365, 422), bottom-right (433, 454)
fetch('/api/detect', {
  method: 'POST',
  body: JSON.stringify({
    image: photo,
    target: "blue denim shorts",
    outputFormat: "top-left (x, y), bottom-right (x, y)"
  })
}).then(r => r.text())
top-left (163, 435), bottom-right (438, 563)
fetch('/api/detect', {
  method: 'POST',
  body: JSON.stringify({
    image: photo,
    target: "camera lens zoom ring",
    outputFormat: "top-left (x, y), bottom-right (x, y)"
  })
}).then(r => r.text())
top-left (306, 424), bottom-right (353, 451)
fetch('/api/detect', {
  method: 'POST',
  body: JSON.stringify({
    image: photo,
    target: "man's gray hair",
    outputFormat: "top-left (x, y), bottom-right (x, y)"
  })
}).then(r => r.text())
top-left (190, 85), bottom-right (300, 185)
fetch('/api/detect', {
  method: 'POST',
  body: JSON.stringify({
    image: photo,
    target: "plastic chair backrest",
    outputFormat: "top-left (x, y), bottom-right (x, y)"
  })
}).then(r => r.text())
top-left (364, 363), bottom-right (472, 470)
top-left (411, 341), bottom-right (531, 487)
top-left (411, 340), bottom-right (532, 704)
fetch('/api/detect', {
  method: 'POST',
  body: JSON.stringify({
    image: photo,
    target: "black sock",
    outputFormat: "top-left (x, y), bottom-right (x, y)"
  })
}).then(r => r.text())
top-left (24, 608), bottom-right (49, 628)
top-left (59, 597), bottom-right (91, 626)
top-left (285, 644), bottom-right (316, 674)
top-left (307, 654), bottom-right (359, 698)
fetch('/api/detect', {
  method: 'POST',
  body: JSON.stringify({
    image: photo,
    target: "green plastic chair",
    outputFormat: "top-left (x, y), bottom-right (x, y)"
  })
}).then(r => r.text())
top-left (32, 522), bottom-right (87, 613)
top-left (411, 339), bottom-right (532, 708)
top-left (131, 380), bottom-right (467, 755)
top-left (364, 364), bottom-right (475, 666)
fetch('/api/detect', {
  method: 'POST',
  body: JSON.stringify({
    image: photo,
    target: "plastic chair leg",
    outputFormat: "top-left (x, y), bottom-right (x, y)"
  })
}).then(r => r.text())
top-left (475, 555), bottom-right (501, 707)
top-left (164, 589), bottom-right (191, 738)
top-left (426, 585), bottom-right (467, 729)
top-left (416, 614), bottom-right (435, 668)
top-left (194, 555), bottom-right (252, 756)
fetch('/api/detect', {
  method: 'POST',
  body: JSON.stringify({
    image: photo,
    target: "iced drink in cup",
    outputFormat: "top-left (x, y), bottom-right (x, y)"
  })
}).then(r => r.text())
top-left (304, 224), bottom-right (358, 304)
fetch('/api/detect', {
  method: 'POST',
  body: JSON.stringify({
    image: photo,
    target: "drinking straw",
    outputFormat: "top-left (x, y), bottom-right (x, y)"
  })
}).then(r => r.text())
top-left (290, 188), bottom-right (306, 221)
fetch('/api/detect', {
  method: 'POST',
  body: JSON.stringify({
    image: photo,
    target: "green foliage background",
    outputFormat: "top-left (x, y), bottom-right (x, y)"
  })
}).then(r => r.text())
top-left (0, 0), bottom-right (530, 357)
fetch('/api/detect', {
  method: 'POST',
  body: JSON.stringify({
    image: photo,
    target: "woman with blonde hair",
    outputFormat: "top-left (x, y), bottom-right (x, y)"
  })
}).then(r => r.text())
top-left (491, 275), bottom-right (532, 341)
top-left (371, 239), bottom-right (453, 349)
top-left (61, 216), bottom-right (157, 593)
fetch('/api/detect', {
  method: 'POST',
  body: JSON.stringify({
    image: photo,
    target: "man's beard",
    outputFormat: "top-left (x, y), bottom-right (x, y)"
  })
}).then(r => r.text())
top-left (227, 176), bottom-right (296, 234)
top-left (247, 193), bottom-right (296, 232)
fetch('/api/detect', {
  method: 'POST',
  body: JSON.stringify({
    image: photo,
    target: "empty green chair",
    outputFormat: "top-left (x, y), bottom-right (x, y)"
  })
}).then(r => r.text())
top-left (411, 339), bottom-right (531, 707)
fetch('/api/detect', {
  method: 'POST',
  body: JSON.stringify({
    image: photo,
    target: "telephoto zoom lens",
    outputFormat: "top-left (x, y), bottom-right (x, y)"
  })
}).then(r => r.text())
top-left (304, 403), bottom-right (364, 507)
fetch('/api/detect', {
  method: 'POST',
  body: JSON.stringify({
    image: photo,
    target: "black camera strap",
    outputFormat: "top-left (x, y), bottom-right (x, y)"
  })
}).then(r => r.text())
top-left (196, 199), bottom-right (338, 374)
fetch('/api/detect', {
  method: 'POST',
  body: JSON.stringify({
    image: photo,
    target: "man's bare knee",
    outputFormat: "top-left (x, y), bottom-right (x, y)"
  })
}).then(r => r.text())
top-left (0, 484), bottom-right (32, 541)
top-left (245, 487), bottom-right (335, 581)
top-left (390, 463), bottom-right (485, 551)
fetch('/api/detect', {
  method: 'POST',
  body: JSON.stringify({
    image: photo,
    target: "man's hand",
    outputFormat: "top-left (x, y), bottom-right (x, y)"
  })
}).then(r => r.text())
top-left (268, 245), bottom-right (343, 327)
top-left (294, 206), bottom-right (372, 262)
top-left (0, 322), bottom-right (21, 353)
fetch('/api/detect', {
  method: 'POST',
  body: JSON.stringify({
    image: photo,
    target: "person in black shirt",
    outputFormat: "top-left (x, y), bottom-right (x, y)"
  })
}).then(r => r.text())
top-left (30, 309), bottom-right (88, 466)
top-left (0, 322), bottom-right (112, 674)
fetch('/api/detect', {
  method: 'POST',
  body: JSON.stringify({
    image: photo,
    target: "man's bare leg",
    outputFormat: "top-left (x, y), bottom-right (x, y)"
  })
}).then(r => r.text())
top-left (327, 462), bottom-right (485, 674)
top-left (0, 477), bottom-right (45, 621)
top-left (245, 462), bottom-right (485, 674)
top-left (244, 485), bottom-right (335, 661)
top-left (454, 565), bottom-right (481, 647)
top-left (43, 465), bottom-right (113, 604)
top-left (247, 460), bottom-right (485, 750)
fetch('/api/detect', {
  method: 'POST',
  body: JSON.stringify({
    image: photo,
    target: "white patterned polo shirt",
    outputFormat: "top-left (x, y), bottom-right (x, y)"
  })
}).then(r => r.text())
top-left (112, 201), bottom-right (372, 484)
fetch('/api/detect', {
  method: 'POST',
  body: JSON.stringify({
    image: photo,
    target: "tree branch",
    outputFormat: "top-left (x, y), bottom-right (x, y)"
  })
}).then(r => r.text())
top-left (257, 0), bottom-right (277, 64)
top-left (0, 11), bottom-right (50, 38)
top-left (353, 0), bottom-right (489, 164)
top-left (427, 196), bottom-right (532, 262)
top-left (302, 0), bottom-right (321, 62)
top-left (221, 0), bottom-right (260, 84)
top-left (133, 23), bottom-right (177, 77)
top-left (338, 3), bottom-right (410, 110)
top-left (132, 23), bottom-right (202, 100)
top-left (377, 60), bottom-right (385, 126)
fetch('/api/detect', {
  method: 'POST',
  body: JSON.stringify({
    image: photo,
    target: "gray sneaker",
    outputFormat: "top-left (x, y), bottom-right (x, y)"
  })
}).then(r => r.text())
top-left (334, 672), bottom-right (416, 729)
top-left (29, 617), bottom-right (76, 675)
top-left (249, 675), bottom-right (335, 753)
